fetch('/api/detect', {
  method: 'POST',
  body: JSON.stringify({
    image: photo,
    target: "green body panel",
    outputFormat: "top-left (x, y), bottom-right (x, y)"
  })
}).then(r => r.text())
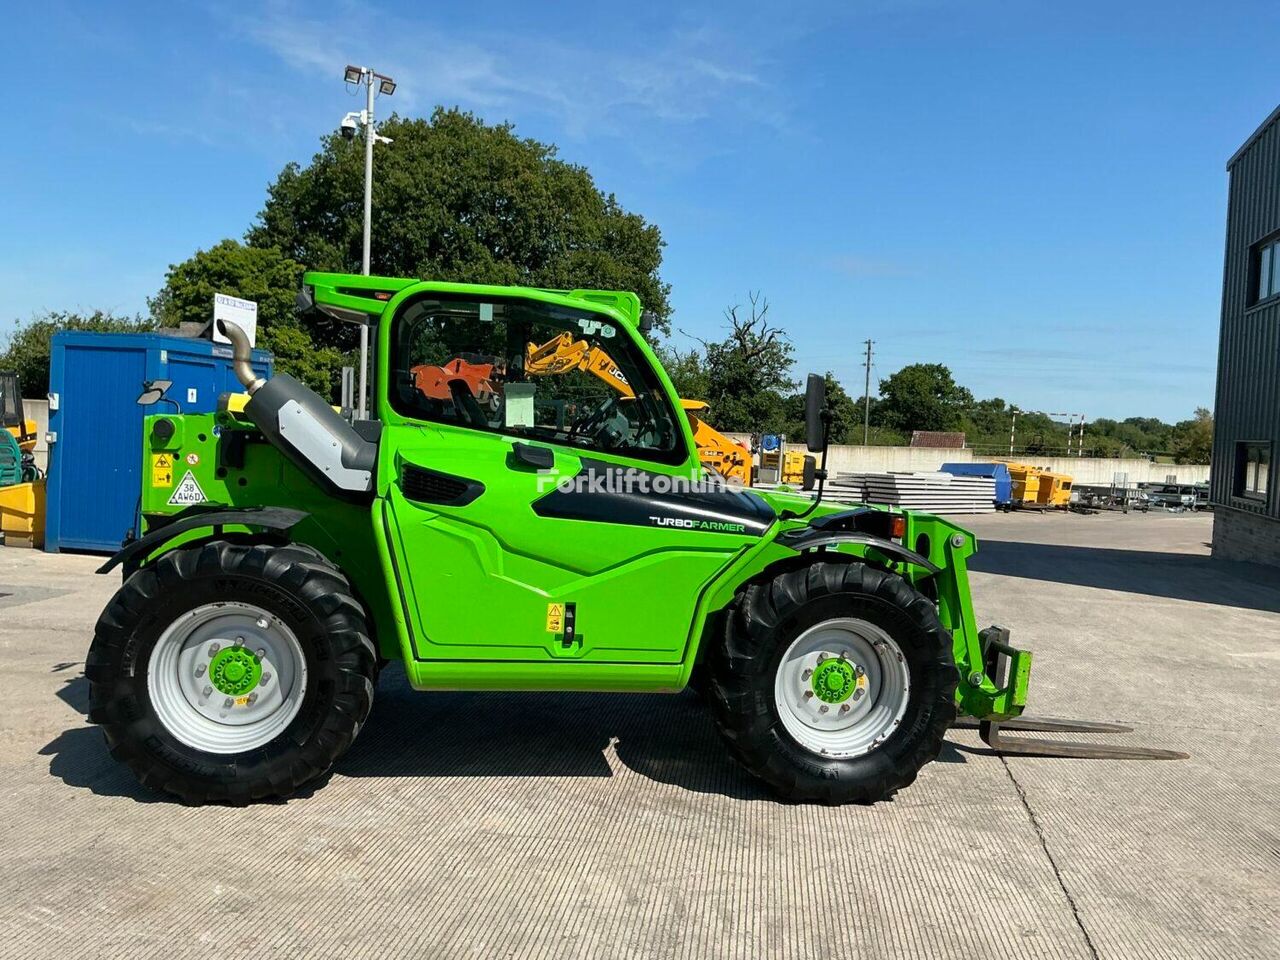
top-left (131, 276), bottom-right (1031, 720)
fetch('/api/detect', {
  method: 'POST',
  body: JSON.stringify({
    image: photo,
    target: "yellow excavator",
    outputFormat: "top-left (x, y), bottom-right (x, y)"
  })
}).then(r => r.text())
top-left (524, 332), bottom-right (754, 485)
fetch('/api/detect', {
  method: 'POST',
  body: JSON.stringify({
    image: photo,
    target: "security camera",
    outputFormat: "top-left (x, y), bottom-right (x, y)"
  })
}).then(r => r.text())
top-left (340, 112), bottom-right (361, 140)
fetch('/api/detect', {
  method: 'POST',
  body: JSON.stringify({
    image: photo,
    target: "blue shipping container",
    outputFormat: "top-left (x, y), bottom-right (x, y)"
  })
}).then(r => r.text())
top-left (940, 462), bottom-right (1013, 506)
top-left (45, 332), bottom-right (271, 553)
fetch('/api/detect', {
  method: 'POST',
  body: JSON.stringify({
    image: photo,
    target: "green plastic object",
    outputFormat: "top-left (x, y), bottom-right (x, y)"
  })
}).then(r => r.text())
top-left (0, 430), bottom-right (22, 487)
top-left (209, 646), bottom-right (262, 697)
top-left (812, 658), bottom-right (856, 704)
top-left (130, 273), bottom-right (1030, 723)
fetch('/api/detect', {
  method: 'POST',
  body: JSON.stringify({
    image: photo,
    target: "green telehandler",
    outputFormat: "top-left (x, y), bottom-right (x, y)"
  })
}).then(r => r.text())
top-left (87, 273), bottom-right (1184, 805)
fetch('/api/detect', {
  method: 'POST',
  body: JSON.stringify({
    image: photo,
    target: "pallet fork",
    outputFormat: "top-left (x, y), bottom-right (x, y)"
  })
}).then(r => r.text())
top-left (957, 627), bottom-right (1189, 761)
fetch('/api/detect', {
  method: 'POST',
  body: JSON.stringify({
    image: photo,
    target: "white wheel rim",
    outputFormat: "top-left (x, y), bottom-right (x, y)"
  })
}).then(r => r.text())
top-left (146, 602), bottom-right (308, 755)
top-left (773, 617), bottom-right (911, 758)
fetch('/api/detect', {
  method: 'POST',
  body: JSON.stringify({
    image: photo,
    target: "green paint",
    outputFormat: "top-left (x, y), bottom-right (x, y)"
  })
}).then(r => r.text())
top-left (130, 273), bottom-right (1032, 721)
top-left (209, 646), bottom-right (261, 697)
top-left (812, 658), bottom-right (856, 704)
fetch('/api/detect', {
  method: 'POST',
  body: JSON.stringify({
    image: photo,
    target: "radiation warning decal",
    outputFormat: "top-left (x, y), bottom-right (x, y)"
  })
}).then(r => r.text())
top-left (168, 470), bottom-right (208, 506)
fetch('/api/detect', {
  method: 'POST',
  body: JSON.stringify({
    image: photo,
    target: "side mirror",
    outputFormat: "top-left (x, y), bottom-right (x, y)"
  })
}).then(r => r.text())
top-left (804, 373), bottom-right (827, 453)
top-left (137, 379), bottom-right (173, 407)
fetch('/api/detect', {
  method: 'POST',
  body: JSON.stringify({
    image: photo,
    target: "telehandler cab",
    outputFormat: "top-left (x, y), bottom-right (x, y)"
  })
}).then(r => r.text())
top-left (88, 274), bottom-right (1185, 805)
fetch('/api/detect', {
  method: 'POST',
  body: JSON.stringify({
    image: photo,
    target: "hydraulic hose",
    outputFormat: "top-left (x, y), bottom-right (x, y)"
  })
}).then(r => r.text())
top-left (217, 319), bottom-right (266, 394)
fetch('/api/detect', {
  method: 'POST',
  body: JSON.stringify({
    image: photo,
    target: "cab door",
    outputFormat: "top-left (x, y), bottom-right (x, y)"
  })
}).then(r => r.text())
top-left (376, 289), bottom-right (774, 666)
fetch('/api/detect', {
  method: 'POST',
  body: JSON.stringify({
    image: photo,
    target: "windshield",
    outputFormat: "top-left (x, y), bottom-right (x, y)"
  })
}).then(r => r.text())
top-left (389, 295), bottom-right (685, 464)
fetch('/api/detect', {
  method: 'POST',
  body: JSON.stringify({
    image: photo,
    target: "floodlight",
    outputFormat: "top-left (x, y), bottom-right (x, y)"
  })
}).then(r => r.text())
top-left (344, 65), bottom-right (363, 84)
top-left (379, 77), bottom-right (396, 95)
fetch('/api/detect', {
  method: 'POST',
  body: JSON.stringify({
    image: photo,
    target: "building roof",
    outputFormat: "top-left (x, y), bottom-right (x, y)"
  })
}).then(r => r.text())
top-left (1226, 102), bottom-right (1280, 170)
top-left (910, 430), bottom-right (966, 449)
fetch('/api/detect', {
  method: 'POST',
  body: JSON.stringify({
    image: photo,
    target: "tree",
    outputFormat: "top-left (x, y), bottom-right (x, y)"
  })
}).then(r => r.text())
top-left (150, 240), bottom-right (346, 397)
top-left (0, 310), bottom-right (155, 396)
top-left (248, 107), bottom-right (670, 348)
top-left (1172, 408), bottom-right (1213, 464)
top-left (685, 292), bottom-right (796, 434)
top-left (876, 363), bottom-right (974, 433)
top-left (784, 373), bottom-right (860, 444)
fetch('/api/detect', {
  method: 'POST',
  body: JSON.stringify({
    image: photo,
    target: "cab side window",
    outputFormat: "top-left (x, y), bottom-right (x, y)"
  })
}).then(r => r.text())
top-left (390, 296), bottom-right (686, 465)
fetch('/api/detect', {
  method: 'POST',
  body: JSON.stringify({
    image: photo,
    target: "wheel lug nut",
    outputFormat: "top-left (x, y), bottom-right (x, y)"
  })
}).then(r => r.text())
top-left (247, 692), bottom-right (258, 704)
top-left (235, 636), bottom-right (245, 647)
top-left (819, 705), bottom-right (829, 713)
top-left (195, 664), bottom-right (206, 678)
top-left (856, 665), bottom-right (865, 677)
top-left (260, 673), bottom-right (271, 686)
top-left (202, 685), bottom-right (212, 697)
top-left (801, 669), bottom-right (812, 681)
top-left (816, 652), bottom-right (827, 662)
top-left (255, 648), bottom-right (266, 659)
top-left (256, 618), bottom-right (268, 629)
top-left (223, 697), bottom-right (233, 708)
top-left (853, 688), bottom-right (865, 700)
top-left (840, 704), bottom-right (850, 713)
top-left (802, 690), bottom-right (813, 700)
top-left (207, 643), bottom-right (219, 657)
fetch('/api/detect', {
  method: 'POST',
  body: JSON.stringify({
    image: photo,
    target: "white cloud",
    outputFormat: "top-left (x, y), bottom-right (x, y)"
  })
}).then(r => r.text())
top-left (228, 0), bottom-right (784, 141)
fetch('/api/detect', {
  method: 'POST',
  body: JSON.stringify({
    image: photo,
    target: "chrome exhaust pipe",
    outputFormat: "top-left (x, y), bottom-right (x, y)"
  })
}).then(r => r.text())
top-left (217, 319), bottom-right (266, 395)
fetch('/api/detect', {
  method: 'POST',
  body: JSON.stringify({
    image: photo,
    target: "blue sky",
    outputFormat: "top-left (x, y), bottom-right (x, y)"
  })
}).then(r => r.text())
top-left (4, 1), bottom-right (1277, 421)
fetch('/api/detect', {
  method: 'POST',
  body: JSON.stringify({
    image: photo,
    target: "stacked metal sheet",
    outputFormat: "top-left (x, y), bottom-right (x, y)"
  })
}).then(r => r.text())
top-left (828, 472), bottom-right (997, 514)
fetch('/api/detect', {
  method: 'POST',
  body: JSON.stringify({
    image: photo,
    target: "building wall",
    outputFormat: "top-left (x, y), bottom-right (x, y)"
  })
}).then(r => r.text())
top-left (1212, 107), bottom-right (1280, 567)
top-left (1212, 506), bottom-right (1280, 566)
top-left (785, 444), bottom-right (1209, 486)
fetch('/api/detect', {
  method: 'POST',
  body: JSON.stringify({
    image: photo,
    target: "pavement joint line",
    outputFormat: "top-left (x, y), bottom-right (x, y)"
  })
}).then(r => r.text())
top-left (998, 755), bottom-right (1102, 960)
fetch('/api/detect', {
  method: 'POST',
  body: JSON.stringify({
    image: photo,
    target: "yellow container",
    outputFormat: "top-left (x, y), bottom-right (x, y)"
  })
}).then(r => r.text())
top-left (0, 480), bottom-right (46, 549)
top-left (1005, 462), bottom-right (1042, 504)
top-left (1036, 472), bottom-right (1074, 507)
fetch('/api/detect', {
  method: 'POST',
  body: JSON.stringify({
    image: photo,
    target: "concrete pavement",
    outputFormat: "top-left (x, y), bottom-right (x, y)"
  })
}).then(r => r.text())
top-left (0, 511), bottom-right (1276, 959)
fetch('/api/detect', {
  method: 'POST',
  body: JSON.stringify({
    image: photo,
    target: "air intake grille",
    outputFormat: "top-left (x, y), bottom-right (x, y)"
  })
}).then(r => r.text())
top-left (400, 464), bottom-right (480, 506)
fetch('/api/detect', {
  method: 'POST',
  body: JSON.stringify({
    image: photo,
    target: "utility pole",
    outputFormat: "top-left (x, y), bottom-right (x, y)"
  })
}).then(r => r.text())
top-left (862, 339), bottom-right (873, 446)
top-left (342, 65), bottom-right (397, 420)
top-left (1009, 408), bottom-right (1018, 455)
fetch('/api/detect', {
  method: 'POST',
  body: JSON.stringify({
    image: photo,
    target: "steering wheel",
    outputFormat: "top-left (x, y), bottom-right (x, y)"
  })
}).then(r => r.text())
top-left (568, 396), bottom-right (622, 447)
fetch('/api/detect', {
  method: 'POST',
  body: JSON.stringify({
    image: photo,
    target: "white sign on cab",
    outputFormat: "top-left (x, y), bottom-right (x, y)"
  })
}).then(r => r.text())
top-left (212, 293), bottom-right (259, 348)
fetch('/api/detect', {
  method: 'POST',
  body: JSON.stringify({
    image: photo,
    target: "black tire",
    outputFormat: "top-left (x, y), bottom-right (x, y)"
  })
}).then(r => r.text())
top-left (707, 560), bottom-right (957, 804)
top-left (87, 541), bottom-right (376, 804)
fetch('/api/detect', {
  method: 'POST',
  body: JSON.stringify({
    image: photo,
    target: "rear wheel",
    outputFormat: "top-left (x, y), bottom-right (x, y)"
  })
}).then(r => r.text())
top-left (708, 560), bottom-right (957, 803)
top-left (87, 541), bottom-right (376, 804)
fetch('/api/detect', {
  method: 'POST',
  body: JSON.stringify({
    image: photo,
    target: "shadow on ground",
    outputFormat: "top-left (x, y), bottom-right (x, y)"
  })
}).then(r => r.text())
top-left (42, 666), bottom-right (978, 804)
top-left (971, 540), bottom-right (1280, 612)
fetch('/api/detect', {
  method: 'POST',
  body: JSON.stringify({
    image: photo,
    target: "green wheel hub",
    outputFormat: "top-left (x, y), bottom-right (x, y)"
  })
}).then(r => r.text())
top-left (811, 657), bottom-right (856, 704)
top-left (209, 646), bottom-right (262, 697)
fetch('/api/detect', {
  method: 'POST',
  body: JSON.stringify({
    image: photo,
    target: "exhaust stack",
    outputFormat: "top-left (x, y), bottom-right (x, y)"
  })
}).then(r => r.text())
top-left (217, 319), bottom-right (266, 394)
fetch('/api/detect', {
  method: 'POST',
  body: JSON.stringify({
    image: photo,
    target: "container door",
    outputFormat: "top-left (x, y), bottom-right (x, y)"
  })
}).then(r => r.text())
top-left (49, 344), bottom-right (148, 551)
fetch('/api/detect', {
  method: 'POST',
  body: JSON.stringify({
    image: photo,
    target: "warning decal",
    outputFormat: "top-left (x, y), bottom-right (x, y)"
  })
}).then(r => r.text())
top-left (168, 470), bottom-right (208, 506)
top-left (545, 603), bottom-right (565, 633)
top-left (150, 453), bottom-right (174, 487)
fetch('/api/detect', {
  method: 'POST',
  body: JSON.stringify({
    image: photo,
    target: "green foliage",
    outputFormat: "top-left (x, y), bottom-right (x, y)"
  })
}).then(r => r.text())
top-left (0, 310), bottom-right (156, 396)
top-left (1172, 408), bottom-right (1213, 465)
top-left (249, 107), bottom-right (670, 347)
top-left (150, 240), bottom-right (305, 333)
top-left (673, 293), bottom-right (795, 434)
top-left (258, 325), bottom-right (349, 399)
top-left (150, 239), bottom-right (346, 398)
top-left (782, 373), bottom-right (861, 444)
top-left (876, 363), bottom-right (975, 433)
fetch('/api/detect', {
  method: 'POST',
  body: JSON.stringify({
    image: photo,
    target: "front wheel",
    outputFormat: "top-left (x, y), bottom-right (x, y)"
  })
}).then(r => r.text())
top-left (708, 560), bottom-right (957, 804)
top-left (87, 541), bottom-right (376, 804)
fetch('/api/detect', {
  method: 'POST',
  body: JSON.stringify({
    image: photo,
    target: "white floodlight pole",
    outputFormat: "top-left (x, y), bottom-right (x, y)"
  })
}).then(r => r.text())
top-left (344, 64), bottom-right (395, 420)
